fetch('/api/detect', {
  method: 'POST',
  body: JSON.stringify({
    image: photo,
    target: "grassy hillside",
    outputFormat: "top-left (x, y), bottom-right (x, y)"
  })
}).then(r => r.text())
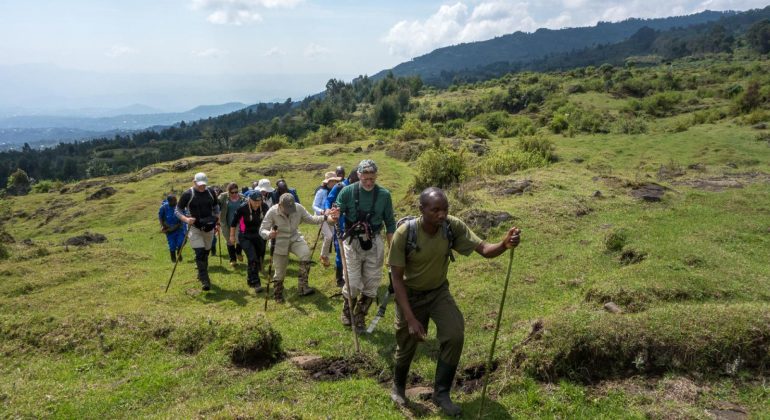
top-left (1, 56), bottom-right (770, 418)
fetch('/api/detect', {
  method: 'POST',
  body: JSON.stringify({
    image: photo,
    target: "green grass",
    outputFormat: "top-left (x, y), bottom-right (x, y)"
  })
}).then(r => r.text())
top-left (2, 58), bottom-right (770, 418)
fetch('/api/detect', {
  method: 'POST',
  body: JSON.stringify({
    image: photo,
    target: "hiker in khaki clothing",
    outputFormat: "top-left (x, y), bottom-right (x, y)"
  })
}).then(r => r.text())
top-left (388, 187), bottom-right (521, 416)
top-left (260, 193), bottom-right (338, 302)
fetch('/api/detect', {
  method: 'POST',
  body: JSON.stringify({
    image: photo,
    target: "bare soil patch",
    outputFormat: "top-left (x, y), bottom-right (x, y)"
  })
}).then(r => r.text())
top-left (294, 354), bottom-right (375, 381)
top-left (672, 172), bottom-right (770, 192)
top-left (86, 186), bottom-right (116, 201)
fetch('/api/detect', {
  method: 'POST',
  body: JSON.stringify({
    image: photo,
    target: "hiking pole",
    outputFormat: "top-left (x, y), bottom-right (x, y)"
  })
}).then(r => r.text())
top-left (366, 268), bottom-right (393, 333)
top-left (217, 228), bottom-right (223, 266)
top-left (478, 248), bottom-right (515, 419)
top-left (308, 223), bottom-right (323, 263)
top-left (164, 233), bottom-right (189, 293)
top-left (264, 225), bottom-right (278, 311)
top-left (335, 223), bottom-right (360, 353)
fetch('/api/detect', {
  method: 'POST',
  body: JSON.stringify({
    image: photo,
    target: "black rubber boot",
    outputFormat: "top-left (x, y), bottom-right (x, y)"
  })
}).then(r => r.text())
top-left (169, 250), bottom-right (177, 263)
top-left (390, 363), bottom-right (410, 406)
top-left (432, 360), bottom-right (461, 417)
top-left (194, 248), bottom-right (211, 291)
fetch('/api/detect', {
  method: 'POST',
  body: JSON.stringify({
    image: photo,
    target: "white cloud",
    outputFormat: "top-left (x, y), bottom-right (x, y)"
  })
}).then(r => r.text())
top-left (192, 48), bottom-right (228, 58)
top-left (383, 0), bottom-right (770, 58)
top-left (304, 43), bottom-right (330, 58)
top-left (264, 46), bottom-right (286, 57)
top-left (191, 0), bottom-right (303, 25)
top-left (105, 45), bottom-right (136, 58)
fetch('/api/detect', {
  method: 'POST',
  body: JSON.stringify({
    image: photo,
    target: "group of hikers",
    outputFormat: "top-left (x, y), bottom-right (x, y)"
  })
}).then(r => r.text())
top-left (157, 159), bottom-right (521, 416)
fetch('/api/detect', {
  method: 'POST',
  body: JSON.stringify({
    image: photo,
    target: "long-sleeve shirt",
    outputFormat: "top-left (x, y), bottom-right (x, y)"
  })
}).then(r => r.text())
top-left (175, 187), bottom-right (220, 229)
top-left (230, 201), bottom-right (269, 236)
top-left (259, 203), bottom-right (325, 255)
top-left (312, 187), bottom-right (329, 215)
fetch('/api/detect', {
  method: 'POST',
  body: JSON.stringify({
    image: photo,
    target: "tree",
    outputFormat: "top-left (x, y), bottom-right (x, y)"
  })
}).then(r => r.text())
top-left (6, 168), bottom-right (31, 196)
top-left (372, 97), bottom-right (400, 129)
top-left (746, 19), bottom-right (770, 54)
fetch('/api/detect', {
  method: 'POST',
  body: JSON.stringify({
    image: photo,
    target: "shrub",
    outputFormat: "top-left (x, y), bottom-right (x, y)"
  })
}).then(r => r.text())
top-left (519, 134), bottom-right (556, 162)
top-left (604, 229), bottom-right (628, 253)
top-left (499, 116), bottom-right (536, 137)
top-left (256, 134), bottom-right (291, 152)
top-left (479, 149), bottom-right (548, 175)
top-left (641, 92), bottom-right (682, 117)
top-left (475, 111), bottom-right (513, 133)
top-left (305, 121), bottom-right (366, 145)
top-left (466, 125), bottom-right (492, 139)
top-left (435, 118), bottom-right (465, 136)
top-left (412, 147), bottom-right (466, 190)
top-left (395, 118), bottom-right (437, 142)
top-left (31, 180), bottom-right (63, 194)
top-left (611, 116), bottom-right (648, 134)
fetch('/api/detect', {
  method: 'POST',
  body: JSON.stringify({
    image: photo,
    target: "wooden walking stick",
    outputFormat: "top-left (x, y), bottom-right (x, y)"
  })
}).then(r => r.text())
top-left (217, 228), bottom-right (223, 265)
top-left (263, 225), bottom-right (278, 311)
top-left (478, 248), bottom-right (515, 418)
top-left (164, 233), bottom-right (189, 293)
top-left (335, 223), bottom-right (360, 353)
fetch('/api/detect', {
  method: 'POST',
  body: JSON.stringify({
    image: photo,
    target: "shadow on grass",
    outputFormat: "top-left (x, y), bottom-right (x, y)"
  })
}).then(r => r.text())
top-left (200, 283), bottom-right (250, 306)
top-left (461, 397), bottom-right (512, 419)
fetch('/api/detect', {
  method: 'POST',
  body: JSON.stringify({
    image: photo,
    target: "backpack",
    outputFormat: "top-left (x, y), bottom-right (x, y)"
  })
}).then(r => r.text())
top-left (397, 216), bottom-right (455, 263)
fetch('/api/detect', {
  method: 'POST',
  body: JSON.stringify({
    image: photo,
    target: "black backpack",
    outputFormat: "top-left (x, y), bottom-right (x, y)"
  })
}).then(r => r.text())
top-left (397, 216), bottom-right (455, 263)
top-left (187, 187), bottom-right (218, 232)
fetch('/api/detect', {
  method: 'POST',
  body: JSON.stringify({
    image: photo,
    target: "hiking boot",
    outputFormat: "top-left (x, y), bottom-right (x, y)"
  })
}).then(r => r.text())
top-left (237, 253), bottom-right (243, 262)
top-left (253, 284), bottom-right (264, 293)
top-left (335, 265), bottom-right (344, 288)
top-left (353, 295), bottom-right (374, 334)
top-left (341, 296), bottom-right (356, 327)
top-left (176, 251), bottom-right (183, 262)
top-left (320, 255), bottom-right (330, 267)
top-left (431, 360), bottom-right (461, 417)
top-left (229, 260), bottom-right (236, 267)
top-left (274, 280), bottom-right (284, 303)
top-left (170, 250), bottom-right (177, 263)
top-left (390, 363), bottom-right (410, 407)
top-left (297, 261), bottom-right (315, 296)
top-left (210, 247), bottom-right (216, 257)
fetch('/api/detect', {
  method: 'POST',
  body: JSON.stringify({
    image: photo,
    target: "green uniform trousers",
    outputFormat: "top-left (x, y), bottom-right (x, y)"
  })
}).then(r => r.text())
top-left (394, 281), bottom-right (465, 367)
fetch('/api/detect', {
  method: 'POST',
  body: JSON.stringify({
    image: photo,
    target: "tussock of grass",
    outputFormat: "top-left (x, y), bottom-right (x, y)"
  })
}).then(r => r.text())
top-left (516, 303), bottom-right (770, 382)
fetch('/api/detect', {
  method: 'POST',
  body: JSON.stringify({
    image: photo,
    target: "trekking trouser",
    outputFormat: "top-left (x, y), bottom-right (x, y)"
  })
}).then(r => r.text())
top-left (166, 229), bottom-right (185, 253)
top-left (239, 233), bottom-right (265, 287)
top-left (341, 234), bottom-right (384, 300)
top-left (193, 247), bottom-right (211, 287)
top-left (226, 243), bottom-right (243, 262)
top-left (188, 226), bottom-right (214, 250)
top-left (393, 282), bottom-right (464, 368)
top-left (271, 239), bottom-right (311, 297)
top-left (320, 222), bottom-right (334, 260)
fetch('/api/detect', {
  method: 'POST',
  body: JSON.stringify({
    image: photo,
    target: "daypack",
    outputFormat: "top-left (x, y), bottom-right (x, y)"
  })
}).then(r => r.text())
top-left (397, 216), bottom-right (455, 263)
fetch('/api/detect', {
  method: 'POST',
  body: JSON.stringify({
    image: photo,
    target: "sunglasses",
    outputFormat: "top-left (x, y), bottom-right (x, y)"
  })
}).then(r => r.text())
top-left (229, 190), bottom-right (238, 194)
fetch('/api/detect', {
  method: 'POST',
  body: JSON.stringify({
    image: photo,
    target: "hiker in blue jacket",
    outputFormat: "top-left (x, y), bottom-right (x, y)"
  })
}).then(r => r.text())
top-left (325, 166), bottom-right (358, 287)
top-left (158, 193), bottom-right (187, 263)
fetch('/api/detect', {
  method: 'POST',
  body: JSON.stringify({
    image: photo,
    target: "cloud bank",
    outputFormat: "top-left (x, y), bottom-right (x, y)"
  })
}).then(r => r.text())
top-left (192, 0), bottom-right (303, 25)
top-left (383, 0), bottom-right (769, 57)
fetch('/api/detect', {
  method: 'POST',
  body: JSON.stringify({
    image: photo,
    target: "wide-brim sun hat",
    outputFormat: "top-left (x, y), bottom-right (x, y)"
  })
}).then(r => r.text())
top-left (322, 171), bottom-right (342, 185)
top-left (257, 178), bottom-right (274, 193)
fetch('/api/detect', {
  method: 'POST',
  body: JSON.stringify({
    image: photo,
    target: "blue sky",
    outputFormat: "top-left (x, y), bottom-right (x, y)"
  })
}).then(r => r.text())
top-left (0, 0), bottom-right (766, 112)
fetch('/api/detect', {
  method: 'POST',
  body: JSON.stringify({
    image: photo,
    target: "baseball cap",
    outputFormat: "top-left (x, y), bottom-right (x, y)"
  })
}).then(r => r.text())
top-left (279, 193), bottom-right (297, 214)
top-left (193, 172), bottom-right (208, 186)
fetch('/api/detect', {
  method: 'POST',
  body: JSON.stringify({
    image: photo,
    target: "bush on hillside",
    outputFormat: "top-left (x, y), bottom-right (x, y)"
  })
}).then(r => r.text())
top-left (222, 316), bottom-right (283, 369)
top-left (304, 120), bottom-right (366, 145)
top-left (499, 116), bottom-right (536, 137)
top-left (466, 125), bottom-right (492, 139)
top-left (256, 135), bottom-right (291, 152)
top-left (479, 149), bottom-right (548, 175)
top-left (519, 134), bottom-right (556, 162)
top-left (434, 118), bottom-right (466, 137)
top-left (30, 180), bottom-right (63, 194)
top-left (640, 92), bottom-right (682, 117)
top-left (611, 116), bottom-right (648, 134)
top-left (6, 168), bottom-right (31, 196)
top-left (395, 118), bottom-right (438, 142)
top-left (412, 147), bottom-right (466, 190)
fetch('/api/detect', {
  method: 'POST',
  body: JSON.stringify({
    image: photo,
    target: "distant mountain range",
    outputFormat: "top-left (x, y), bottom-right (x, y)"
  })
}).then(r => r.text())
top-left (372, 9), bottom-right (739, 85)
top-left (0, 102), bottom-right (247, 148)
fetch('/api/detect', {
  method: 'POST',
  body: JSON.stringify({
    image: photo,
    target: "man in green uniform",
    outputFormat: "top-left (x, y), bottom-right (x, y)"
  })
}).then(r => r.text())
top-left (388, 187), bottom-right (521, 416)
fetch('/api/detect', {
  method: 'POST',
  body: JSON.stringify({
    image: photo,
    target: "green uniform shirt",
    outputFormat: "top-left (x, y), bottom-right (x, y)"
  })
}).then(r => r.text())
top-left (388, 215), bottom-right (482, 291)
top-left (335, 183), bottom-right (397, 233)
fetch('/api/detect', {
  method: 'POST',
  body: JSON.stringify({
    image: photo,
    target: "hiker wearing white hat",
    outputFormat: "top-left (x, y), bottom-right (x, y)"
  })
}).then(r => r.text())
top-left (313, 171), bottom-right (342, 268)
top-left (257, 178), bottom-right (275, 207)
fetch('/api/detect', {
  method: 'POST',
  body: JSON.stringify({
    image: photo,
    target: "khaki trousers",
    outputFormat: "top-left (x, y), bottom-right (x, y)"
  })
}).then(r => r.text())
top-left (341, 234), bottom-right (384, 299)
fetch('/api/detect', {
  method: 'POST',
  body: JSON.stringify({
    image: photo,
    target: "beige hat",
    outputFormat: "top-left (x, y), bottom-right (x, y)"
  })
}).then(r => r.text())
top-left (279, 193), bottom-right (296, 214)
top-left (257, 178), bottom-right (274, 193)
top-left (322, 171), bottom-right (342, 185)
